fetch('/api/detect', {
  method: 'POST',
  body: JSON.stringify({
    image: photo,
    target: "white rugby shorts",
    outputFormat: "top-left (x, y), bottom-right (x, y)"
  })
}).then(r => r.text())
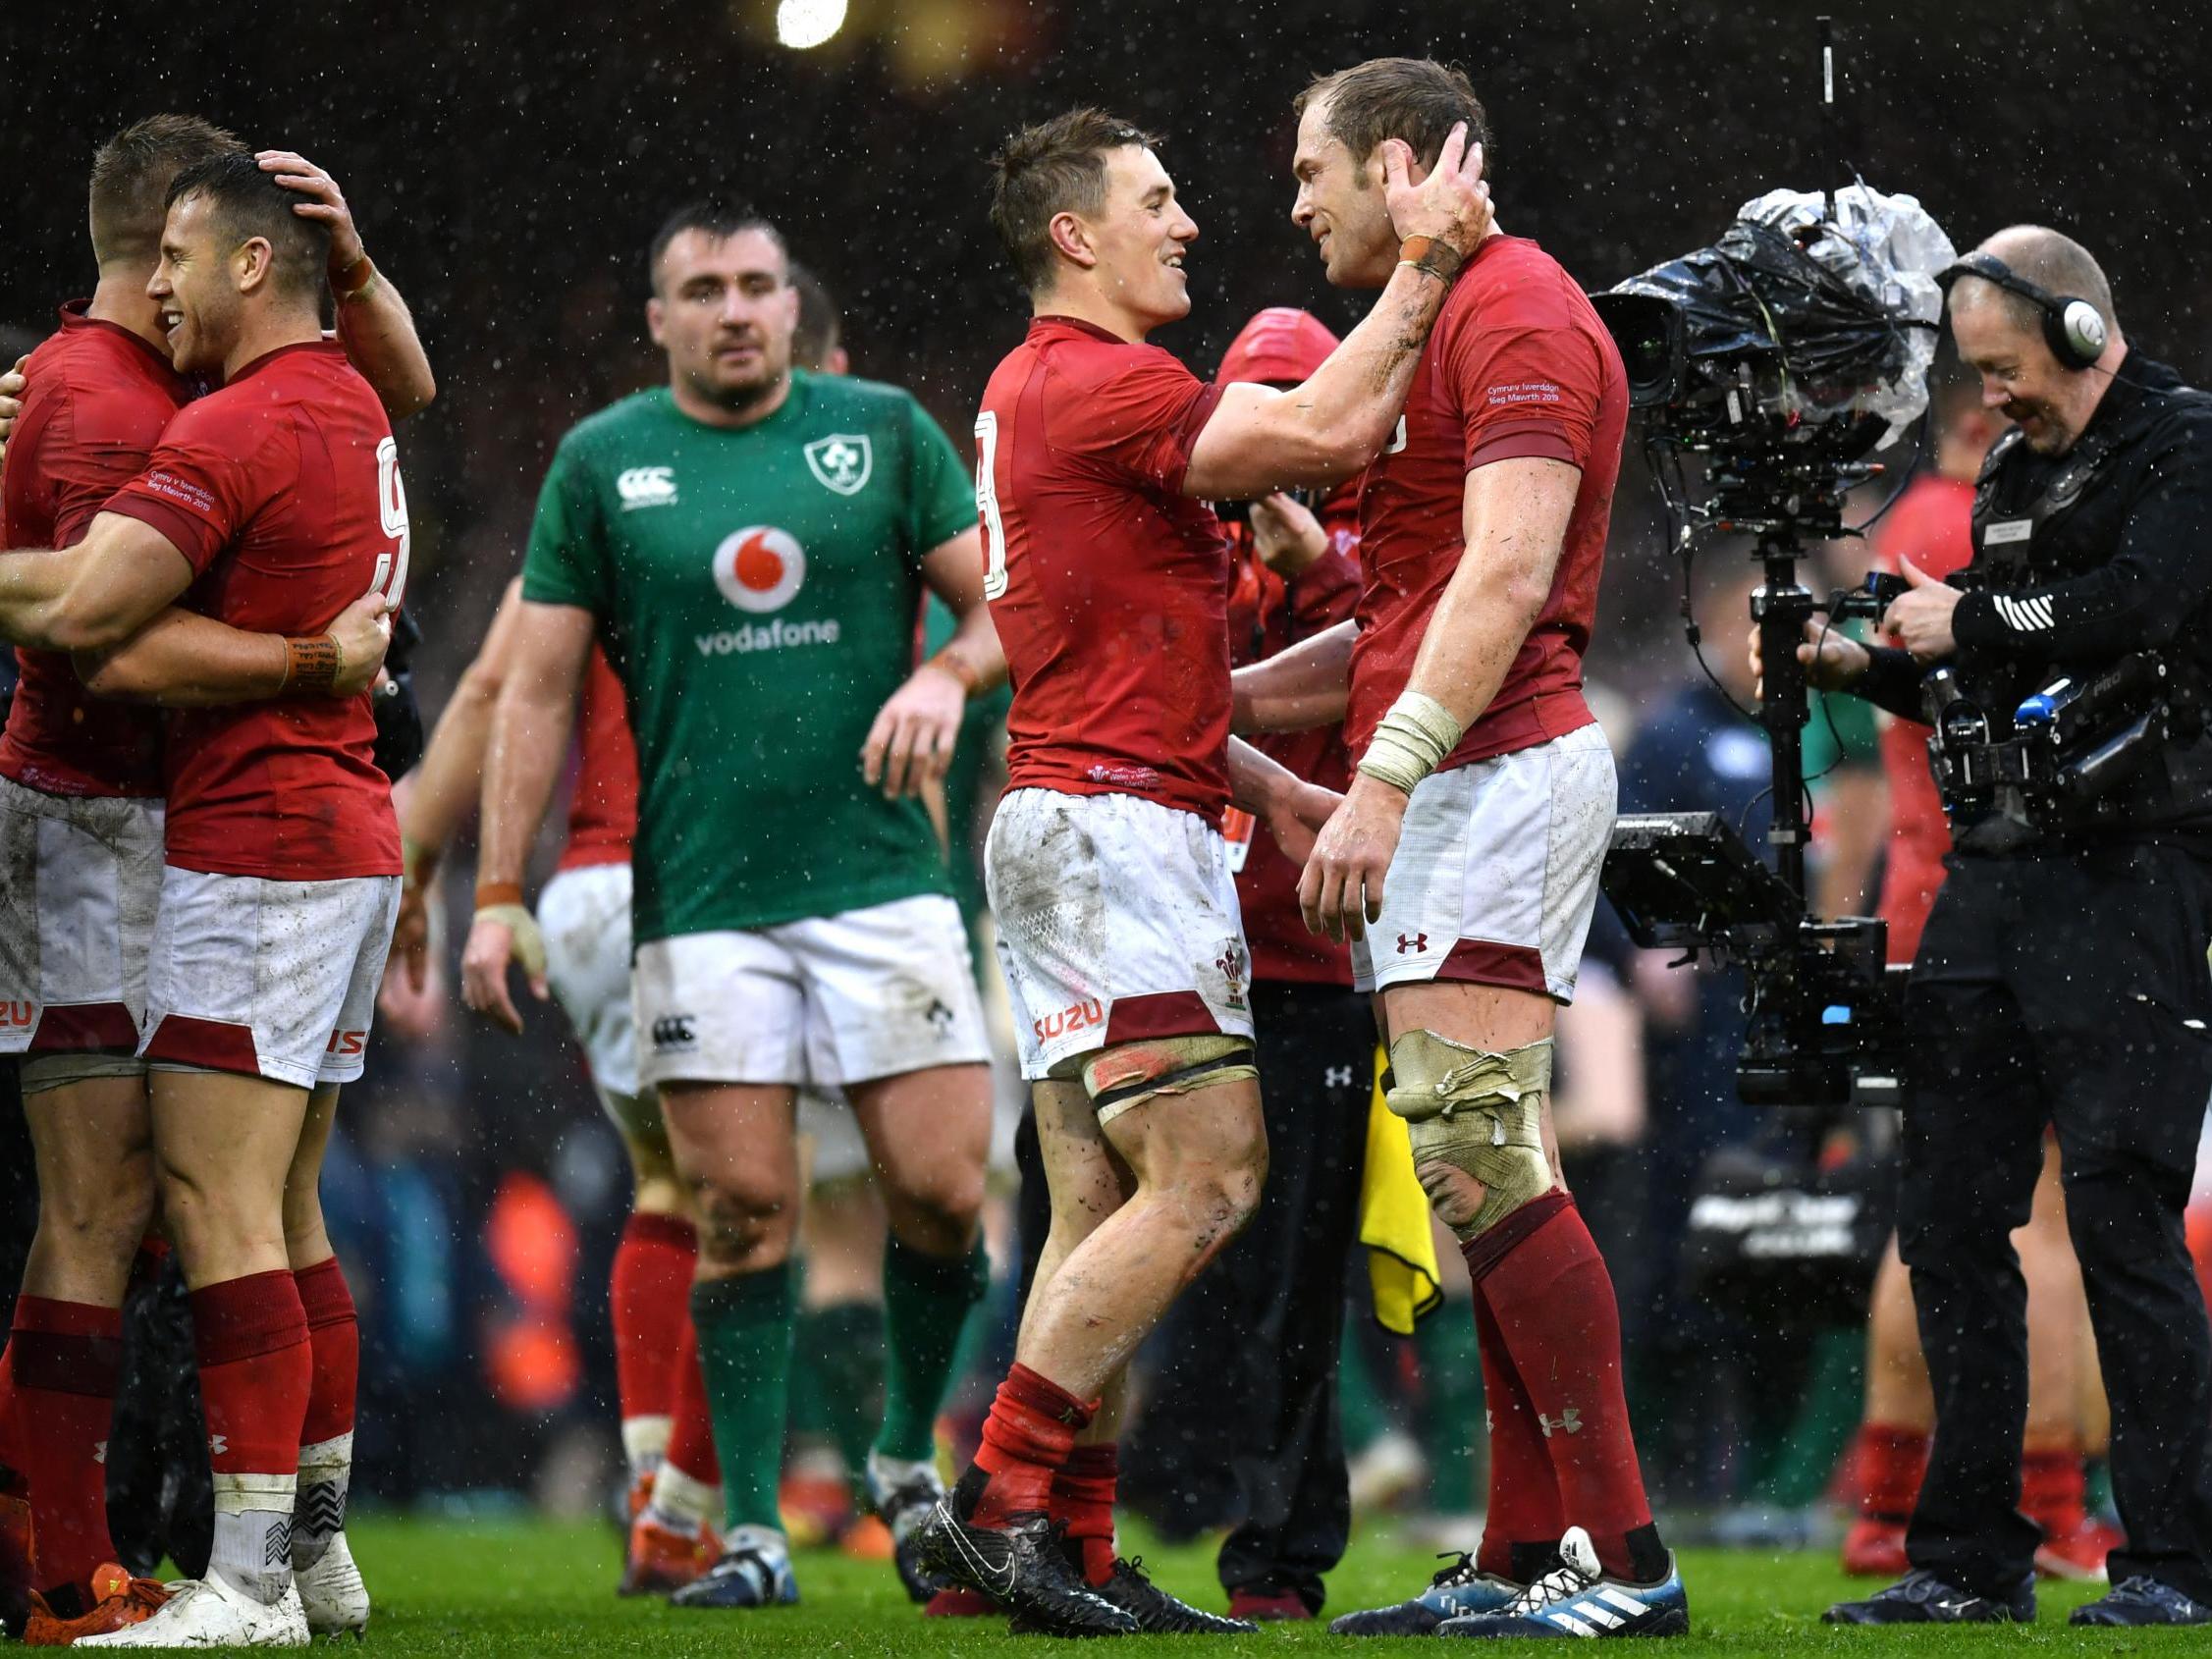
top-left (140, 867), bottom-right (402, 1090)
top-left (630, 892), bottom-right (990, 1091)
top-left (0, 775), bottom-right (163, 1056)
top-left (1350, 722), bottom-right (1616, 1002)
top-left (538, 860), bottom-right (645, 1126)
top-left (987, 787), bottom-right (1257, 1082)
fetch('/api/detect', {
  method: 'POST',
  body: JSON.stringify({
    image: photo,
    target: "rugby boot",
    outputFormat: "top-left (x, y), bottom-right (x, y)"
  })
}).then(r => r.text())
top-left (865, 1449), bottom-right (950, 1604)
top-left (1437, 1527), bottom-right (1690, 1638)
top-left (1823, 1567), bottom-right (2034, 1624)
top-left (1330, 1551), bottom-right (1524, 1635)
top-left (1228, 1584), bottom-right (1313, 1622)
top-left (619, 1509), bottom-right (718, 1596)
top-left (0, 1486), bottom-right (32, 1638)
top-left (911, 1498), bottom-right (1136, 1637)
top-left (1090, 1557), bottom-right (1257, 1634)
top-left (296, 1529), bottom-right (370, 1637)
top-left (25, 1566), bottom-right (171, 1647)
top-left (74, 1574), bottom-right (306, 1648)
top-left (2035, 1513), bottom-right (2122, 1581)
top-left (2070, 1576), bottom-right (2212, 1626)
top-left (668, 1527), bottom-right (799, 1609)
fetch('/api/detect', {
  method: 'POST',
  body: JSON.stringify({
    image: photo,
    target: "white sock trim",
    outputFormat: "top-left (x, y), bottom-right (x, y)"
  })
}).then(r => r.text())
top-left (212, 1472), bottom-right (297, 1515)
top-left (621, 1416), bottom-right (674, 1472)
top-left (298, 1432), bottom-right (354, 1480)
top-left (648, 1463), bottom-right (721, 1527)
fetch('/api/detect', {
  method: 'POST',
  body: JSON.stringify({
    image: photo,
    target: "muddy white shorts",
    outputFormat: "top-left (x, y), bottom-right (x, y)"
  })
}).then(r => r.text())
top-left (539, 860), bottom-right (645, 1129)
top-left (987, 787), bottom-right (1256, 1082)
top-left (140, 866), bottom-right (402, 1090)
top-left (0, 775), bottom-right (163, 1056)
top-left (1349, 722), bottom-right (1615, 1002)
top-left (631, 892), bottom-right (990, 1091)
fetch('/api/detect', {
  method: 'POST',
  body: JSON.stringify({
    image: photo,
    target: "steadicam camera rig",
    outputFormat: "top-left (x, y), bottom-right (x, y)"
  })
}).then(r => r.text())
top-left (1587, 33), bottom-right (1956, 1106)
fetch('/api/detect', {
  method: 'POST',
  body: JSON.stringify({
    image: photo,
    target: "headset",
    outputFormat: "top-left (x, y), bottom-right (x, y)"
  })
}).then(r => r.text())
top-left (1937, 252), bottom-right (2109, 371)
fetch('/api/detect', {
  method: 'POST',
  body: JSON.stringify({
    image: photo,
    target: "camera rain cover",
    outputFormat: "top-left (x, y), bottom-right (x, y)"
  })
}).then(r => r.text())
top-left (1611, 185), bottom-right (1956, 441)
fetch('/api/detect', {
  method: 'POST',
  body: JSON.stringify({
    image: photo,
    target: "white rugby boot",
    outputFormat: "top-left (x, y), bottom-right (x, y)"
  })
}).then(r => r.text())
top-left (297, 1530), bottom-right (370, 1637)
top-left (77, 1574), bottom-right (310, 1648)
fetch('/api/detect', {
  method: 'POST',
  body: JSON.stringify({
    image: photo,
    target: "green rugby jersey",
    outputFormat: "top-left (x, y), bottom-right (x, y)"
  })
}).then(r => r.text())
top-left (521, 371), bottom-right (976, 942)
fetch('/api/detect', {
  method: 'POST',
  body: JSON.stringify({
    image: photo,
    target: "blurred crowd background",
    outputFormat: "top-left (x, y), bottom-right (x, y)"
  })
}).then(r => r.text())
top-left (5, 0), bottom-right (2211, 1548)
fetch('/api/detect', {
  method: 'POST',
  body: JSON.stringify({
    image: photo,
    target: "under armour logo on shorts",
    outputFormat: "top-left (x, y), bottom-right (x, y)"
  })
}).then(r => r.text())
top-left (1396, 932), bottom-right (1429, 954)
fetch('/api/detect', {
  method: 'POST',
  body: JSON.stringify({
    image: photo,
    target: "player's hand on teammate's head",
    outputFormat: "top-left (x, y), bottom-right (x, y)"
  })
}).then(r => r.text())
top-left (257, 150), bottom-right (366, 281)
top-left (861, 662), bottom-right (965, 800)
top-left (327, 592), bottom-right (396, 696)
top-left (1381, 125), bottom-right (1491, 256)
top-left (1297, 774), bottom-right (1406, 943)
top-left (460, 904), bottom-right (548, 1035)
top-left (0, 353), bottom-right (27, 463)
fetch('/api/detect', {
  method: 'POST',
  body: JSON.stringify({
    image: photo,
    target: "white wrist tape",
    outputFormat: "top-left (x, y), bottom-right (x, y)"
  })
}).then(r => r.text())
top-left (1357, 690), bottom-right (1465, 794)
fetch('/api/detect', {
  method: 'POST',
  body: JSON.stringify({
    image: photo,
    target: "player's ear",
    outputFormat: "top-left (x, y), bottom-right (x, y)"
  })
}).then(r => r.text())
top-left (645, 295), bottom-right (666, 347)
top-left (235, 235), bottom-right (276, 295)
top-left (1048, 211), bottom-right (1098, 272)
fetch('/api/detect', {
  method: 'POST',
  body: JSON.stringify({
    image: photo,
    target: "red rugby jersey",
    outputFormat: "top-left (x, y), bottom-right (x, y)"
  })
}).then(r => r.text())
top-left (1347, 235), bottom-right (1628, 770)
top-left (0, 303), bottom-right (184, 797)
top-left (977, 316), bottom-right (1230, 823)
top-left (104, 341), bottom-right (404, 880)
top-left (1870, 474), bottom-right (1973, 963)
top-left (1224, 500), bottom-right (1360, 984)
top-left (558, 643), bottom-right (638, 872)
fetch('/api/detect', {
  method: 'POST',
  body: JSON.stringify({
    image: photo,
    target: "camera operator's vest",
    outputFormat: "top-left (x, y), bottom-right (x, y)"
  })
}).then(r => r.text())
top-left (1965, 372), bottom-right (2212, 842)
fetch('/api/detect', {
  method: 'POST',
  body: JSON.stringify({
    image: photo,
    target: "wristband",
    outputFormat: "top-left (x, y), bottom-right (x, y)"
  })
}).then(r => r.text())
top-left (1397, 235), bottom-right (1465, 284)
top-left (925, 650), bottom-right (982, 697)
top-left (281, 633), bottom-right (342, 694)
top-left (1357, 690), bottom-right (1466, 795)
top-left (474, 881), bottom-right (525, 910)
top-left (331, 253), bottom-right (377, 299)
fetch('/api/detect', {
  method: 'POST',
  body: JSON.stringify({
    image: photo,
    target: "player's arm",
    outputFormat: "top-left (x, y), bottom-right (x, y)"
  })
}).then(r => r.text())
top-left (1182, 133), bottom-right (1489, 500)
top-left (261, 150), bottom-right (438, 422)
top-left (391, 579), bottom-right (530, 990)
top-left (0, 512), bottom-right (195, 651)
top-left (1227, 735), bottom-right (1342, 868)
top-left (459, 598), bottom-right (593, 1034)
top-left (1300, 457), bottom-right (1579, 941)
top-left (72, 591), bottom-right (392, 705)
top-left (862, 525), bottom-right (1008, 799)
top-left (1232, 617), bottom-right (1358, 735)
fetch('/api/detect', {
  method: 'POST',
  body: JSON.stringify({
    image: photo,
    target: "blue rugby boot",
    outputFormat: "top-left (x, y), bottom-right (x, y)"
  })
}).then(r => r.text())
top-left (1328, 1551), bottom-right (1525, 1636)
top-left (1824, 1568), bottom-right (2033, 1624)
top-left (2071, 1577), bottom-right (2212, 1626)
top-left (1436, 1527), bottom-right (1689, 1638)
top-left (667, 1526), bottom-right (800, 1609)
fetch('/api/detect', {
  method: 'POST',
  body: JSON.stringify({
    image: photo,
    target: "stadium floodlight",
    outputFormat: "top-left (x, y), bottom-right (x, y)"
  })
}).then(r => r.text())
top-left (776, 0), bottom-right (847, 49)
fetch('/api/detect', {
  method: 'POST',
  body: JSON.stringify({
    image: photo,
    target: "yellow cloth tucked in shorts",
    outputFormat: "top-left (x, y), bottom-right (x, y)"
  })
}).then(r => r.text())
top-left (1360, 1046), bottom-right (1442, 1335)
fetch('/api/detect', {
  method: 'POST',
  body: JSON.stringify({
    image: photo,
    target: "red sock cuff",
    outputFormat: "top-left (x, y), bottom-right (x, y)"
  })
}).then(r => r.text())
top-left (1059, 1443), bottom-right (1118, 1481)
top-left (976, 1365), bottom-right (1093, 1482)
top-left (623, 1212), bottom-right (698, 1253)
top-left (294, 1257), bottom-right (357, 1330)
top-left (1459, 1190), bottom-right (1574, 1282)
top-left (1005, 1364), bottom-right (1096, 1433)
top-left (190, 1270), bottom-right (309, 1366)
top-left (8, 1298), bottom-right (124, 1396)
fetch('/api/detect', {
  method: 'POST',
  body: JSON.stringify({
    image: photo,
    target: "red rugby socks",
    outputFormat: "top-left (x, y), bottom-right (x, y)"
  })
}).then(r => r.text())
top-left (1464, 1195), bottom-right (1664, 1583)
top-left (1855, 1422), bottom-right (1930, 1526)
top-left (610, 1213), bottom-right (696, 1475)
top-left (645, 1313), bottom-right (724, 1530)
top-left (1052, 1443), bottom-right (1120, 1586)
top-left (1472, 1286), bottom-right (1565, 1581)
top-left (6, 1296), bottom-right (124, 1604)
top-left (295, 1257), bottom-right (359, 1570)
top-left (192, 1271), bottom-right (311, 1604)
top-left (960, 1364), bottom-right (1094, 1529)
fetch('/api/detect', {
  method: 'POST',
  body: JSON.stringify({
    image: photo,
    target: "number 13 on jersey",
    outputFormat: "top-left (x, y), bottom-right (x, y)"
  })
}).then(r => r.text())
top-left (975, 410), bottom-right (1007, 601)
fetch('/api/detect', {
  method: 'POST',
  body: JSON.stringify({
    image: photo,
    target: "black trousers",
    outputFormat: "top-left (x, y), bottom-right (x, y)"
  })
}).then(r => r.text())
top-left (1123, 980), bottom-right (1374, 1610)
top-left (1897, 842), bottom-right (2212, 1601)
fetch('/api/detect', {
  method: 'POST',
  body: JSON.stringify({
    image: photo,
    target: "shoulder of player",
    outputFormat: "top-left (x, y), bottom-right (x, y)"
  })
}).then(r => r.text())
top-left (551, 388), bottom-right (675, 462)
top-left (1036, 330), bottom-right (1192, 397)
top-left (1443, 237), bottom-right (1595, 333)
top-left (793, 371), bottom-right (939, 438)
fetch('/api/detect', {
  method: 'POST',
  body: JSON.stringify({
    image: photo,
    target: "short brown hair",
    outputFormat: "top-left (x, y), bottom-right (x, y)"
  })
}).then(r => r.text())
top-left (89, 114), bottom-right (245, 265)
top-left (166, 149), bottom-right (331, 303)
top-left (988, 107), bottom-right (1161, 295)
top-left (1296, 58), bottom-right (1494, 187)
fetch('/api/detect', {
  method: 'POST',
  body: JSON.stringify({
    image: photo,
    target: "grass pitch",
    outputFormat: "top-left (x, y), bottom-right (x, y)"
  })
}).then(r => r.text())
top-left (343, 1512), bottom-right (2184, 1654)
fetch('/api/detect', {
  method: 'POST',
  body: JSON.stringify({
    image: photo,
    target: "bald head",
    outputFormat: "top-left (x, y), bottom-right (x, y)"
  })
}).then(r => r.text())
top-left (1954, 224), bottom-right (2117, 339)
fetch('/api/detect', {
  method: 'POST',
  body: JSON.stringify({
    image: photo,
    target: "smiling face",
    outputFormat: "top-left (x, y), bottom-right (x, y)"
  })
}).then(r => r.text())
top-left (1070, 145), bottom-right (1198, 330)
top-left (147, 190), bottom-right (247, 376)
top-left (1949, 285), bottom-right (2098, 456)
top-left (648, 228), bottom-right (799, 413)
top-left (1290, 95), bottom-right (1396, 290)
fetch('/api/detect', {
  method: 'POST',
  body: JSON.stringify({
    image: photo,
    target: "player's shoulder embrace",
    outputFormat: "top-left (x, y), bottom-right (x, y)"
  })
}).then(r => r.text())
top-left (1038, 330), bottom-right (1186, 399)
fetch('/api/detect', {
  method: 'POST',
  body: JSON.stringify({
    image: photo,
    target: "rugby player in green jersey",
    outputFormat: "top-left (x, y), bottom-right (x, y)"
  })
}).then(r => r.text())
top-left (460, 203), bottom-right (1003, 1612)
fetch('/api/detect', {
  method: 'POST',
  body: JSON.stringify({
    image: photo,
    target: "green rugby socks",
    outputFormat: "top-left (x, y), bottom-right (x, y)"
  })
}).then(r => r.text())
top-left (875, 1237), bottom-right (988, 1463)
top-left (691, 1265), bottom-right (797, 1533)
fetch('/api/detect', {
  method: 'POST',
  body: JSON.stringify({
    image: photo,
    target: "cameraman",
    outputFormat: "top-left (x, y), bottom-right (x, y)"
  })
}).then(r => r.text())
top-left (1772, 226), bottom-right (2212, 1629)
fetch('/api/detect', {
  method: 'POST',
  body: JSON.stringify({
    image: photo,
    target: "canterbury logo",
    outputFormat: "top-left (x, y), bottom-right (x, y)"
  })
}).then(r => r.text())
top-left (617, 466), bottom-right (677, 508)
top-left (650, 1015), bottom-right (698, 1049)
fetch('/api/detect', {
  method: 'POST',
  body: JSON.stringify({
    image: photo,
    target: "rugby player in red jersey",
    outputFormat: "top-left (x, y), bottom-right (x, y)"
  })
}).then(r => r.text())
top-left (0, 117), bottom-right (425, 1644)
top-left (1237, 59), bottom-right (1689, 1638)
top-left (0, 150), bottom-right (414, 1647)
top-left (913, 107), bottom-right (1489, 1636)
